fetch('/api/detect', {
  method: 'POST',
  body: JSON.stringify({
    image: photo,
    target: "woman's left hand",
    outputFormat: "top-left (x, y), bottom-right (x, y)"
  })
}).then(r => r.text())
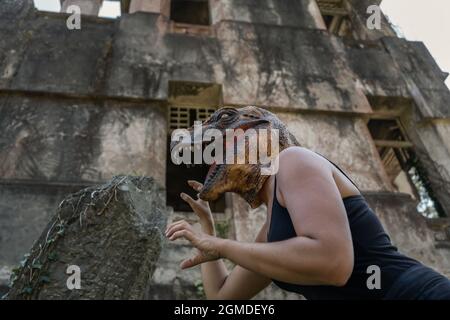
top-left (165, 219), bottom-right (223, 269)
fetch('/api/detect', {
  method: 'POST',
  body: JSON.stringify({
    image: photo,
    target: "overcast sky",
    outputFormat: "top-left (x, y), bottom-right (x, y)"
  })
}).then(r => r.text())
top-left (33, 0), bottom-right (450, 88)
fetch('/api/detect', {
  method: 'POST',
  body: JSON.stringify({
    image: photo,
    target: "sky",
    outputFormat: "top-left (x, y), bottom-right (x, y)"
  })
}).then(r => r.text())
top-left (33, 0), bottom-right (450, 88)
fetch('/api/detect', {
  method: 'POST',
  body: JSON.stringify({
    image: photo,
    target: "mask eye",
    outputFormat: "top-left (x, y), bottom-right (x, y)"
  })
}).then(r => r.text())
top-left (220, 113), bottom-right (229, 119)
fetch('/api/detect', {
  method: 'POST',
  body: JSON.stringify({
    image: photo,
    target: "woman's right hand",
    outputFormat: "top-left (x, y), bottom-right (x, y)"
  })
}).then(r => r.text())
top-left (180, 180), bottom-right (215, 236)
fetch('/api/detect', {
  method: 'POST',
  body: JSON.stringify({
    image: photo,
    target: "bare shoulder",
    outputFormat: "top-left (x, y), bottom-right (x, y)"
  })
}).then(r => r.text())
top-left (277, 147), bottom-right (360, 200)
top-left (275, 147), bottom-right (334, 206)
top-left (278, 147), bottom-right (331, 175)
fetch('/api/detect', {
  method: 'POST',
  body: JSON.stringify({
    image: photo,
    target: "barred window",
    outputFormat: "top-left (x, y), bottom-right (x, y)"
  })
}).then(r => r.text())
top-left (169, 106), bottom-right (216, 130)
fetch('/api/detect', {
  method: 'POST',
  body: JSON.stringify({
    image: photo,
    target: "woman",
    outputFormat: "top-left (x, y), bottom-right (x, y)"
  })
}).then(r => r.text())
top-left (165, 119), bottom-right (450, 300)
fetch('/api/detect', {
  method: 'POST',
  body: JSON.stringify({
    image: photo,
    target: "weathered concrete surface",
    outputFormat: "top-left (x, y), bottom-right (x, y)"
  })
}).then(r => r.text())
top-left (0, 182), bottom-right (86, 294)
top-left (210, 0), bottom-right (324, 29)
top-left (215, 22), bottom-right (371, 111)
top-left (345, 42), bottom-right (410, 98)
top-left (0, 94), bottom-right (167, 186)
top-left (0, 2), bottom-right (369, 113)
top-left (384, 39), bottom-right (450, 119)
top-left (1, 1), bottom-right (448, 117)
top-left (5, 176), bottom-right (167, 300)
top-left (277, 112), bottom-right (390, 191)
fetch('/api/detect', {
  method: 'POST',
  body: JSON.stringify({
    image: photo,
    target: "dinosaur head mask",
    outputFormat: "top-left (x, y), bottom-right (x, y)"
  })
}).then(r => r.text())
top-left (170, 106), bottom-right (299, 208)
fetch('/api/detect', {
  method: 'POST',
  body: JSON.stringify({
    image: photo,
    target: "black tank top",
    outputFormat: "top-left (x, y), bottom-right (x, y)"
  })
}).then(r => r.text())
top-left (267, 153), bottom-right (421, 299)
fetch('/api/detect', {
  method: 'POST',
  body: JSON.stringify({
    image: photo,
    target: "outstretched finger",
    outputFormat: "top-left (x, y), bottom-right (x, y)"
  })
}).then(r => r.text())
top-left (180, 192), bottom-right (196, 206)
top-left (165, 219), bottom-right (187, 234)
top-left (169, 229), bottom-right (195, 242)
top-left (188, 180), bottom-right (203, 192)
top-left (180, 253), bottom-right (206, 269)
top-left (165, 221), bottom-right (192, 238)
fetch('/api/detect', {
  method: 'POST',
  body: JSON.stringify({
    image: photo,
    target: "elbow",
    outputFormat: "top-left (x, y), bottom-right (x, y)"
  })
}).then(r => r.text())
top-left (327, 255), bottom-right (354, 287)
top-left (330, 268), bottom-right (352, 287)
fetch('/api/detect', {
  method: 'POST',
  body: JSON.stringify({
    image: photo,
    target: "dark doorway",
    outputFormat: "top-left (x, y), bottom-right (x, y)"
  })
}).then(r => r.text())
top-left (170, 0), bottom-right (210, 25)
top-left (166, 137), bottom-right (226, 212)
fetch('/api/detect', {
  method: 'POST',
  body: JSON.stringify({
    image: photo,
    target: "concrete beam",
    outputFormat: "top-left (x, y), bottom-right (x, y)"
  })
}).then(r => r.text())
top-left (129, 0), bottom-right (170, 16)
top-left (60, 0), bottom-right (103, 16)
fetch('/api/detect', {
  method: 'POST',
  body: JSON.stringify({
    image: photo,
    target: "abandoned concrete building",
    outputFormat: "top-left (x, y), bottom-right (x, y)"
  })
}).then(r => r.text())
top-left (1, 0), bottom-right (450, 299)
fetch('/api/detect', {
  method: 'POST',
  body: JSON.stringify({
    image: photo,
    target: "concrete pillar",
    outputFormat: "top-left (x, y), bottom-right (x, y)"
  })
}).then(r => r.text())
top-left (60, 0), bottom-right (103, 16)
top-left (307, 0), bottom-right (327, 30)
top-left (129, 0), bottom-right (170, 17)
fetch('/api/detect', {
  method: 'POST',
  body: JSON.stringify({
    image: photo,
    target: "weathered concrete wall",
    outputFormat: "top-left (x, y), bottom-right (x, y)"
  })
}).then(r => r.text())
top-left (278, 112), bottom-right (390, 190)
top-left (210, 0), bottom-right (324, 29)
top-left (382, 38), bottom-right (450, 119)
top-left (216, 22), bottom-right (371, 111)
top-left (0, 183), bottom-right (84, 294)
top-left (0, 94), bottom-right (167, 186)
top-left (1, 1), bottom-right (447, 117)
top-left (345, 42), bottom-right (410, 98)
top-left (0, 2), bottom-right (368, 113)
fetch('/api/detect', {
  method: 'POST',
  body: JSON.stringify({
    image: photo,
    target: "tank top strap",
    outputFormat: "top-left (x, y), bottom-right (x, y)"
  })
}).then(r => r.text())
top-left (313, 151), bottom-right (360, 192)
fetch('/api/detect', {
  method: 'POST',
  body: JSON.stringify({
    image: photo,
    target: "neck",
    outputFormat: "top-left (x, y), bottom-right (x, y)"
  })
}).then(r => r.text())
top-left (258, 175), bottom-right (275, 206)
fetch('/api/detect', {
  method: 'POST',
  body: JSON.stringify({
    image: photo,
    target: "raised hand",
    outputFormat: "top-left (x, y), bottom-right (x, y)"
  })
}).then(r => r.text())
top-left (165, 219), bottom-right (222, 269)
top-left (180, 180), bottom-right (215, 236)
